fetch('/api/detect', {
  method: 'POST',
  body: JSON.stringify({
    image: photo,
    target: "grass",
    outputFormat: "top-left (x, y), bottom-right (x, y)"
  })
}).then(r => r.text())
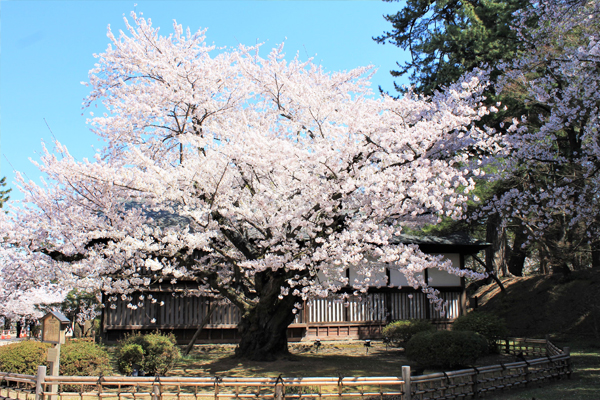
top-left (171, 341), bottom-right (411, 378)
top-left (171, 340), bottom-right (543, 377)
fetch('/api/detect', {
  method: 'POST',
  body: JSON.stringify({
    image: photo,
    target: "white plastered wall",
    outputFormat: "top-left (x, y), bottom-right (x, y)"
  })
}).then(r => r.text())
top-left (318, 252), bottom-right (463, 288)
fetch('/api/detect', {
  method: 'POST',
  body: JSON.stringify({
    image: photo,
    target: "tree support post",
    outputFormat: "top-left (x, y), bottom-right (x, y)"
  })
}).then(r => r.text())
top-left (184, 302), bottom-right (217, 356)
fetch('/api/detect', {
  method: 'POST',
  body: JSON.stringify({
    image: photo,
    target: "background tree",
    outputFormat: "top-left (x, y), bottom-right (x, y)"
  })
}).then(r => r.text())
top-left (60, 289), bottom-right (101, 337)
top-left (0, 177), bottom-right (10, 208)
top-left (376, 0), bottom-right (535, 279)
top-left (0, 13), bottom-right (498, 360)
top-left (489, 0), bottom-right (600, 273)
top-left (374, 0), bottom-right (528, 95)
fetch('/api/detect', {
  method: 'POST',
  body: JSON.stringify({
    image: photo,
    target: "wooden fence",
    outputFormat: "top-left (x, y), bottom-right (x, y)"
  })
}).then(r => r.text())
top-left (0, 338), bottom-right (572, 400)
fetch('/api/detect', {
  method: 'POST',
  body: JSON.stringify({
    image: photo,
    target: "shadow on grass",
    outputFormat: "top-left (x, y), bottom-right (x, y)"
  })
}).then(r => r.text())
top-left (172, 343), bottom-right (409, 378)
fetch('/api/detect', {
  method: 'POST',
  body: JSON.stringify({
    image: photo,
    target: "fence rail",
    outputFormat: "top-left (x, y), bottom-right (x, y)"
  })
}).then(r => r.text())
top-left (0, 337), bottom-right (571, 400)
top-left (409, 353), bottom-right (571, 399)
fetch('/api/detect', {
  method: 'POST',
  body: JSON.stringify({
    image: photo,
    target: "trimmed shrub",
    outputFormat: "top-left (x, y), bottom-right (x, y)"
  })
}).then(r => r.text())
top-left (452, 312), bottom-right (509, 352)
top-left (116, 332), bottom-right (181, 376)
top-left (117, 343), bottom-right (145, 375)
top-left (0, 340), bottom-right (49, 375)
top-left (60, 339), bottom-right (112, 376)
top-left (382, 319), bottom-right (436, 345)
top-left (0, 339), bottom-right (112, 377)
top-left (405, 330), bottom-right (488, 369)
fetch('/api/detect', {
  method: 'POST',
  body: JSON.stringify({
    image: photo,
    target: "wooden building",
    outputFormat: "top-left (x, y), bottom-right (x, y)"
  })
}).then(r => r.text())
top-left (101, 234), bottom-right (488, 343)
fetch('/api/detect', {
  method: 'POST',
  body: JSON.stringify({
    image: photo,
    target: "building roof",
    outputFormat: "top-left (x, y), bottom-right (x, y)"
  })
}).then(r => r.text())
top-left (41, 310), bottom-right (71, 324)
top-left (123, 202), bottom-right (489, 254)
top-left (393, 232), bottom-right (490, 254)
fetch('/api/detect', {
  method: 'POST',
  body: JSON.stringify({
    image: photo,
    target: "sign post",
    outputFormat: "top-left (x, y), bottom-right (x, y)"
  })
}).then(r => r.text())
top-left (40, 311), bottom-right (70, 400)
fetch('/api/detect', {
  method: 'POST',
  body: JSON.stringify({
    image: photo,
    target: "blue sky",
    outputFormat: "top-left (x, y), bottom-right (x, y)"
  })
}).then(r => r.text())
top-left (1, 0), bottom-right (409, 201)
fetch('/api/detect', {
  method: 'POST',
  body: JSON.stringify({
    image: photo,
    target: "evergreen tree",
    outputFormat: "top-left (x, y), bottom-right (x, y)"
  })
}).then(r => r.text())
top-left (0, 177), bottom-right (10, 208)
top-left (374, 0), bottom-right (529, 95)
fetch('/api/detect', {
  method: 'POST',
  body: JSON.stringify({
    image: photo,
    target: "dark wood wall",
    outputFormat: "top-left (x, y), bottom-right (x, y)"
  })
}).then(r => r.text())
top-left (103, 287), bottom-right (464, 342)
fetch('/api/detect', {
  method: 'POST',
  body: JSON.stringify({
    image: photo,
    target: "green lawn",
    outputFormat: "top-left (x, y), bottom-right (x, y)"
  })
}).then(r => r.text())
top-left (171, 341), bottom-right (411, 378)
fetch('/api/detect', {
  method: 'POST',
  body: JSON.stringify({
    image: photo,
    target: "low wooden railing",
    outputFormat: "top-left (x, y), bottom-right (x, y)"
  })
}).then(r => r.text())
top-left (0, 371), bottom-right (36, 400)
top-left (0, 337), bottom-right (572, 400)
top-left (409, 352), bottom-right (571, 399)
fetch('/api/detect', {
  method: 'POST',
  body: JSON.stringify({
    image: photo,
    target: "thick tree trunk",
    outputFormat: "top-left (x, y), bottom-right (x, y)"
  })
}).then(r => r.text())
top-left (234, 294), bottom-right (299, 361)
top-left (539, 244), bottom-right (550, 274)
top-left (508, 225), bottom-right (528, 276)
top-left (592, 247), bottom-right (600, 269)
top-left (591, 220), bottom-right (600, 269)
top-left (551, 261), bottom-right (571, 275)
top-left (486, 213), bottom-right (507, 281)
top-left (231, 269), bottom-right (303, 361)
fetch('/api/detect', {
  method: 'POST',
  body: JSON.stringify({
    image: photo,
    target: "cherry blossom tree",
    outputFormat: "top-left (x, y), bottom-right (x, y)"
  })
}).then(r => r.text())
top-left (485, 0), bottom-right (600, 273)
top-left (0, 236), bottom-right (69, 324)
top-left (0, 216), bottom-right (85, 326)
top-left (0, 13), bottom-right (501, 360)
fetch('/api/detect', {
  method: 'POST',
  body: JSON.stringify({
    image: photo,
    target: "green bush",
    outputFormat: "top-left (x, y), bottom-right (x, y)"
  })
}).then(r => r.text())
top-left (452, 312), bottom-right (509, 352)
top-left (0, 339), bottom-right (112, 377)
top-left (0, 340), bottom-right (49, 375)
top-left (116, 332), bottom-right (181, 376)
top-left (60, 339), bottom-right (112, 376)
top-left (405, 330), bottom-right (488, 369)
top-left (117, 343), bottom-right (145, 375)
top-left (382, 319), bottom-right (436, 345)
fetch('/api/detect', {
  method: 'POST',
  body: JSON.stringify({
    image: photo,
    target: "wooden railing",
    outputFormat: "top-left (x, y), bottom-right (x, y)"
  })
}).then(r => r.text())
top-left (409, 352), bottom-right (571, 399)
top-left (0, 371), bottom-right (36, 400)
top-left (0, 337), bottom-right (572, 400)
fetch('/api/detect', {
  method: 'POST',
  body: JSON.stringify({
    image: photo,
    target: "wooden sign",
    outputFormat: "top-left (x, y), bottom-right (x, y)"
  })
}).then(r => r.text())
top-left (47, 347), bottom-right (59, 362)
top-left (40, 311), bottom-right (70, 345)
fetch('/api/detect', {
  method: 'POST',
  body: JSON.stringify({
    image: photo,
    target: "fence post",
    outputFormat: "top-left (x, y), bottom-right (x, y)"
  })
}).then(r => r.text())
top-left (152, 376), bottom-right (161, 400)
top-left (472, 367), bottom-right (479, 399)
top-left (402, 366), bottom-right (411, 400)
top-left (564, 347), bottom-right (572, 378)
top-left (274, 375), bottom-right (284, 400)
top-left (274, 384), bottom-right (283, 400)
top-left (36, 366), bottom-right (47, 400)
top-left (153, 385), bottom-right (161, 400)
